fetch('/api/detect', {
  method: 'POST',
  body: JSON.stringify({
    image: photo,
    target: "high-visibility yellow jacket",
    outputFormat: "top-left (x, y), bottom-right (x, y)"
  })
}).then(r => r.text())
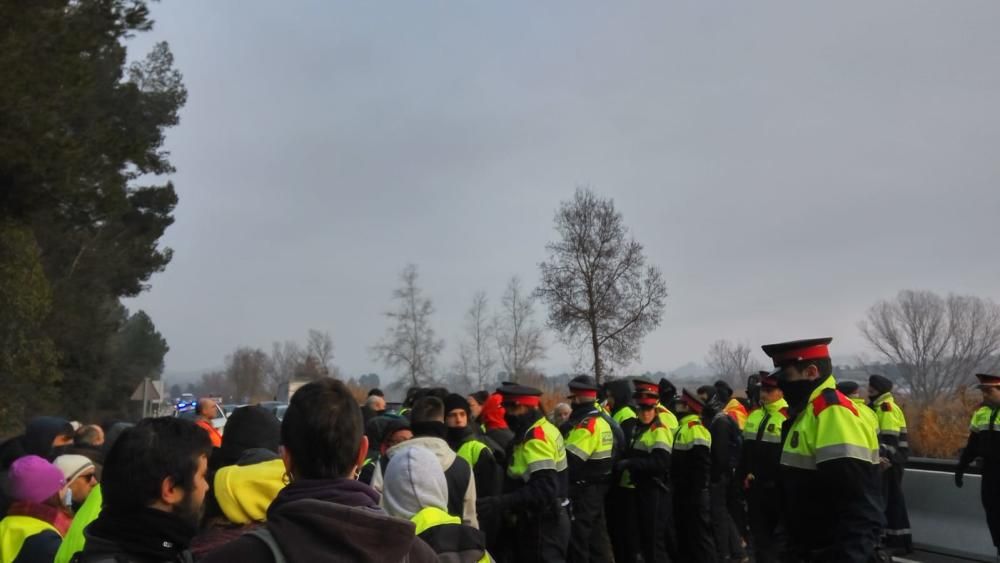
top-left (870, 392), bottom-right (909, 460)
top-left (0, 515), bottom-right (59, 563)
top-left (779, 376), bottom-right (883, 561)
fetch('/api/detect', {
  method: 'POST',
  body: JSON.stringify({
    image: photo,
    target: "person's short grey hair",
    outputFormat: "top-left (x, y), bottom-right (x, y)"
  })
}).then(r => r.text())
top-left (554, 402), bottom-right (571, 413)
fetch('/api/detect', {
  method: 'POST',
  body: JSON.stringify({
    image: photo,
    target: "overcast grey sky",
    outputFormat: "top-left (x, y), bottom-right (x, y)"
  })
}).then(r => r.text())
top-left (125, 1), bottom-right (1000, 382)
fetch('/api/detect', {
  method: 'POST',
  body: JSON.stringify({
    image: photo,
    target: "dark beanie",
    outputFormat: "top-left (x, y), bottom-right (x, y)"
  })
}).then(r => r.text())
top-left (868, 374), bottom-right (893, 395)
top-left (219, 406), bottom-right (281, 467)
top-left (837, 381), bottom-right (860, 396)
top-left (444, 393), bottom-right (470, 416)
top-left (714, 380), bottom-right (734, 401)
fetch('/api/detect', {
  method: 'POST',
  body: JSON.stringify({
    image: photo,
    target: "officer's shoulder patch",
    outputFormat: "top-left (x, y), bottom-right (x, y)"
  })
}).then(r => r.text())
top-left (813, 389), bottom-right (858, 417)
top-left (530, 426), bottom-right (546, 441)
top-left (779, 407), bottom-right (789, 418)
top-left (576, 416), bottom-right (598, 433)
top-left (688, 420), bottom-right (699, 428)
top-left (881, 402), bottom-right (892, 412)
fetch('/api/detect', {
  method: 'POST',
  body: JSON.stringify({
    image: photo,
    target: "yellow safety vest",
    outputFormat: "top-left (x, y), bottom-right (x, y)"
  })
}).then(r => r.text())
top-left (781, 376), bottom-right (880, 471)
top-left (674, 413), bottom-right (712, 451)
top-left (655, 403), bottom-right (679, 434)
top-left (620, 416), bottom-right (673, 488)
top-left (457, 439), bottom-right (491, 467)
top-left (508, 417), bottom-right (568, 482)
top-left (613, 406), bottom-right (637, 425)
top-left (411, 507), bottom-right (491, 563)
top-left (565, 412), bottom-right (615, 463)
top-left (55, 484), bottom-right (102, 563)
top-left (971, 405), bottom-right (1000, 433)
top-left (744, 398), bottom-right (788, 445)
top-left (850, 397), bottom-right (879, 440)
top-left (0, 515), bottom-right (59, 563)
top-left (871, 392), bottom-right (908, 449)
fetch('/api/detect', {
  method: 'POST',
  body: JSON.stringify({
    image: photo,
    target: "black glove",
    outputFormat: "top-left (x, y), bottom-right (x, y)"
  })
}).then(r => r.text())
top-left (477, 495), bottom-right (506, 519)
top-left (955, 470), bottom-right (964, 488)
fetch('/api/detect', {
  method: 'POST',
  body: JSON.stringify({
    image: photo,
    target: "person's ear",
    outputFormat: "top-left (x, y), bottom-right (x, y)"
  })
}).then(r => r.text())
top-left (280, 445), bottom-right (294, 477)
top-left (806, 363), bottom-right (820, 380)
top-left (354, 436), bottom-right (369, 472)
top-left (160, 475), bottom-right (185, 507)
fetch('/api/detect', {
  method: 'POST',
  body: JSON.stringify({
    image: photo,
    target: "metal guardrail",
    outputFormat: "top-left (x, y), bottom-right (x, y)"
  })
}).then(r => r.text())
top-left (903, 458), bottom-right (994, 562)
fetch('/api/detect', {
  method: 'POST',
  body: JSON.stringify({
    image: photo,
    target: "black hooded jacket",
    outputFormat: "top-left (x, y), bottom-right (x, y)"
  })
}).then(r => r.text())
top-left (200, 478), bottom-right (438, 563)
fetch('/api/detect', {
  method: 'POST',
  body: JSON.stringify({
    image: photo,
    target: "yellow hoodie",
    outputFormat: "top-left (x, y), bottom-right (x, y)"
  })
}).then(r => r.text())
top-left (214, 458), bottom-right (286, 524)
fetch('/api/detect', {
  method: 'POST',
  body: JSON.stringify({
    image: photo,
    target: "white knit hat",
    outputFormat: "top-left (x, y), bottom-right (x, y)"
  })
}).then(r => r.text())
top-left (53, 454), bottom-right (95, 484)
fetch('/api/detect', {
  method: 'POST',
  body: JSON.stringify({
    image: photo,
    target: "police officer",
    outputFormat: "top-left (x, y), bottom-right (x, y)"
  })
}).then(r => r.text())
top-left (656, 378), bottom-right (681, 433)
top-left (563, 376), bottom-right (618, 563)
top-left (604, 378), bottom-right (638, 560)
top-left (737, 372), bottom-right (788, 563)
top-left (761, 337), bottom-right (883, 563)
top-left (867, 374), bottom-right (912, 554)
top-left (956, 373), bottom-right (1000, 555)
top-left (477, 384), bottom-right (570, 563)
top-left (616, 384), bottom-right (674, 563)
top-left (671, 388), bottom-right (716, 563)
top-left (836, 381), bottom-right (879, 440)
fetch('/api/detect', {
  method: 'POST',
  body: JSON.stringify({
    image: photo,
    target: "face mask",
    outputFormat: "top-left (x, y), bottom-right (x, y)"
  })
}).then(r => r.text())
top-left (778, 378), bottom-right (818, 409)
top-left (446, 426), bottom-right (468, 445)
top-left (63, 488), bottom-right (73, 508)
top-left (505, 412), bottom-right (535, 435)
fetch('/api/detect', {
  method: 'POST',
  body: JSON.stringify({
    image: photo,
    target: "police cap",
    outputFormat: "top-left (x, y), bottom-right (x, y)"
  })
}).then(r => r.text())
top-left (761, 337), bottom-right (833, 368)
top-left (500, 384), bottom-right (543, 408)
top-left (976, 373), bottom-right (1000, 388)
top-left (567, 375), bottom-right (599, 399)
top-left (868, 374), bottom-right (893, 395)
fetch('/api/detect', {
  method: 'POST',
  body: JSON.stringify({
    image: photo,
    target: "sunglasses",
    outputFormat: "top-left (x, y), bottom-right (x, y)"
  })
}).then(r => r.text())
top-left (78, 472), bottom-right (97, 483)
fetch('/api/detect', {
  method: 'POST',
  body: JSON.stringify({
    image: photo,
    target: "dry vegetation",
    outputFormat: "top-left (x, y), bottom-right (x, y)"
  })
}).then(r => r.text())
top-left (899, 391), bottom-right (978, 459)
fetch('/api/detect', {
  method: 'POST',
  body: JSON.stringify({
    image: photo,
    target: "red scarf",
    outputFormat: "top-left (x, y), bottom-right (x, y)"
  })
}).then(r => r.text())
top-left (6, 501), bottom-right (73, 537)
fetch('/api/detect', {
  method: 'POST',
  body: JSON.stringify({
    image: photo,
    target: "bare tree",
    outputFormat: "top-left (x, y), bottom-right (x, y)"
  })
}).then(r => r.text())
top-left (496, 277), bottom-right (546, 382)
top-left (537, 188), bottom-right (668, 383)
top-left (859, 290), bottom-right (1000, 405)
top-left (268, 340), bottom-right (304, 394)
top-left (458, 291), bottom-right (497, 390)
top-left (225, 347), bottom-right (269, 402)
top-left (306, 329), bottom-right (335, 377)
top-left (371, 264), bottom-right (445, 386)
top-left (706, 339), bottom-right (763, 388)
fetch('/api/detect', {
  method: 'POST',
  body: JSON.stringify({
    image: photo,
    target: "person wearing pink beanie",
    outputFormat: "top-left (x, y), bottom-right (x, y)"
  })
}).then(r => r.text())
top-left (0, 455), bottom-right (73, 562)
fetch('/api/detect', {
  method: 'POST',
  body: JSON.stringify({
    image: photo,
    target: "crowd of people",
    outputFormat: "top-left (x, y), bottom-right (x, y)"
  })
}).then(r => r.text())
top-left (0, 336), bottom-right (997, 563)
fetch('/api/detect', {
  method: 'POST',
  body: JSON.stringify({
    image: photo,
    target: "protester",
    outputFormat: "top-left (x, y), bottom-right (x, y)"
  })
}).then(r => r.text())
top-left (383, 446), bottom-right (493, 562)
top-left (479, 393), bottom-right (513, 454)
top-left (0, 455), bottom-right (72, 562)
top-left (468, 391), bottom-right (489, 425)
top-left (373, 396), bottom-right (479, 528)
top-left (445, 394), bottom-right (501, 500)
top-left (201, 378), bottom-right (437, 563)
top-left (550, 403), bottom-right (571, 427)
top-left (54, 423), bottom-right (133, 563)
top-left (192, 406), bottom-right (283, 558)
top-left (362, 393), bottom-right (387, 425)
top-left (359, 415), bottom-right (412, 485)
top-left (0, 417), bottom-right (75, 516)
top-left (53, 455), bottom-right (97, 512)
top-left (73, 417), bottom-right (213, 563)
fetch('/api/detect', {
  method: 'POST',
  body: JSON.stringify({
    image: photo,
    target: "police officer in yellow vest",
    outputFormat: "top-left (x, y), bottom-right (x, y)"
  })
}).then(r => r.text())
top-left (615, 384), bottom-right (675, 563)
top-left (603, 378), bottom-right (638, 561)
top-left (737, 372), bottom-right (788, 563)
top-left (956, 373), bottom-right (1000, 555)
top-left (867, 374), bottom-right (912, 554)
top-left (761, 337), bottom-right (883, 563)
top-left (655, 378), bottom-right (680, 434)
top-left (476, 384), bottom-right (569, 563)
top-left (562, 375), bottom-right (618, 563)
top-left (671, 389), bottom-right (716, 563)
top-left (836, 381), bottom-right (879, 440)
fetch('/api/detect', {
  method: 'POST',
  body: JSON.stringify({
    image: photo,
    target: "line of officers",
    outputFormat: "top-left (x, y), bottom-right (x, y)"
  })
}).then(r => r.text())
top-left (481, 337), bottom-right (922, 563)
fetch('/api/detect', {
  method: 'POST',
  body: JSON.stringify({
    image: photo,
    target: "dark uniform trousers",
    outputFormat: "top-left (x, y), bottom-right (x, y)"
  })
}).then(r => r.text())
top-left (608, 487), bottom-right (638, 562)
top-left (710, 475), bottom-right (744, 560)
top-left (511, 505), bottom-right (571, 563)
top-left (746, 481), bottom-right (784, 563)
top-left (881, 462), bottom-right (911, 551)
top-left (984, 463), bottom-right (1000, 549)
top-left (567, 483), bottom-right (613, 563)
top-left (635, 483), bottom-right (673, 563)
top-left (674, 488), bottom-right (716, 563)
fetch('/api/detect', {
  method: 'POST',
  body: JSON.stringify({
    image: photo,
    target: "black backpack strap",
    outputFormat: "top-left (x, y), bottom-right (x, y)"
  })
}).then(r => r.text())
top-left (246, 528), bottom-right (287, 563)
